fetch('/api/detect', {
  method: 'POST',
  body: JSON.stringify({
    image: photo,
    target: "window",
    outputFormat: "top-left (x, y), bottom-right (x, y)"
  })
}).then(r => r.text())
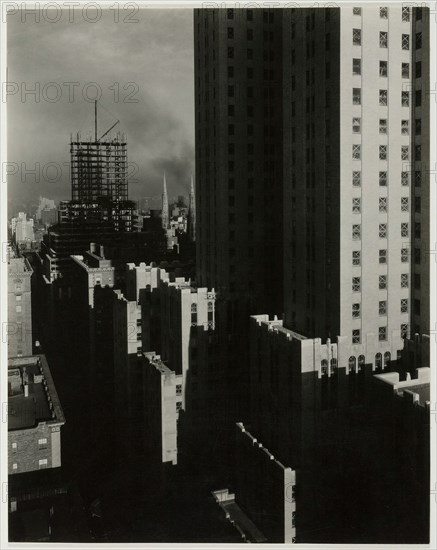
top-left (402, 6), bottom-right (410, 22)
top-left (353, 88), bottom-right (361, 105)
top-left (16, 295), bottom-right (22, 301)
top-left (349, 356), bottom-right (357, 372)
top-left (401, 248), bottom-right (409, 262)
top-left (380, 7), bottom-right (388, 18)
top-left (401, 146), bottom-right (409, 160)
top-left (415, 194), bottom-right (421, 212)
top-left (227, 27), bottom-right (234, 39)
top-left (401, 91), bottom-right (409, 107)
top-left (401, 299), bottom-right (408, 313)
top-left (379, 171), bottom-right (387, 186)
top-left (379, 275), bottom-right (387, 289)
top-left (401, 223), bottom-right (409, 237)
top-left (227, 46), bottom-right (234, 59)
top-left (353, 58), bottom-right (361, 75)
top-left (379, 300), bottom-right (387, 315)
top-left (352, 277), bottom-right (361, 291)
top-left (352, 144), bottom-right (361, 159)
top-left (402, 63), bottom-right (409, 78)
top-left (353, 117), bottom-right (361, 133)
top-left (379, 249), bottom-right (387, 264)
top-left (401, 273), bottom-right (409, 288)
top-left (352, 250), bottom-right (361, 265)
top-left (352, 198), bottom-right (361, 213)
top-left (415, 119), bottom-right (421, 135)
top-left (38, 438), bottom-right (47, 449)
top-left (380, 31), bottom-right (388, 48)
top-left (379, 145), bottom-right (387, 160)
top-left (415, 61), bottom-right (422, 78)
top-left (352, 303), bottom-right (361, 318)
top-left (401, 120), bottom-right (409, 135)
top-left (379, 119), bottom-right (387, 134)
top-left (16, 305), bottom-right (22, 313)
top-left (352, 330), bottom-right (361, 344)
top-left (352, 225), bottom-right (361, 240)
top-left (402, 34), bottom-right (410, 50)
top-left (176, 384), bottom-right (182, 395)
top-left (401, 197), bottom-right (409, 212)
top-left (176, 402), bottom-right (182, 412)
top-left (379, 224), bottom-right (387, 238)
top-left (353, 28), bottom-right (362, 45)
top-left (227, 8), bottom-right (234, 19)
top-left (415, 90), bottom-right (421, 107)
top-left (415, 247), bottom-right (421, 263)
top-left (247, 28), bottom-right (253, 40)
top-left (379, 327), bottom-right (387, 341)
top-left (353, 171), bottom-right (361, 186)
top-left (401, 171), bottom-right (409, 186)
top-left (191, 303), bottom-right (197, 324)
top-left (380, 60), bottom-right (388, 77)
top-left (12, 463), bottom-right (18, 471)
top-left (379, 89), bottom-right (387, 106)
top-left (353, 7), bottom-right (361, 15)
top-left (38, 459), bottom-right (48, 470)
top-left (415, 32), bottom-right (422, 49)
top-left (415, 145), bottom-right (422, 161)
top-left (415, 222), bottom-right (421, 238)
top-left (401, 324), bottom-right (409, 338)
top-left (379, 197), bottom-right (387, 212)
top-left (12, 442), bottom-right (17, 450)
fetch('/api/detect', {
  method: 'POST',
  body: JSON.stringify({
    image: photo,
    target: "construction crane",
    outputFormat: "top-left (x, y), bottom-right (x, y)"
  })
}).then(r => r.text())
top-left (94, 100), bottom-right (120, 142)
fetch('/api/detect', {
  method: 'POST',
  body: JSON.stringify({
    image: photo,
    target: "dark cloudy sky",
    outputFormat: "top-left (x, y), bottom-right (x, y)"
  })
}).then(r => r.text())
top-left (7, 8), bottom-right (194, 209)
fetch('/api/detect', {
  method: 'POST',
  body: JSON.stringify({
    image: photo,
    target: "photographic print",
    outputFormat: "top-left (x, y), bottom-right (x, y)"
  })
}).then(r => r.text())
top-left (2, 1), bottom-right (434, 546)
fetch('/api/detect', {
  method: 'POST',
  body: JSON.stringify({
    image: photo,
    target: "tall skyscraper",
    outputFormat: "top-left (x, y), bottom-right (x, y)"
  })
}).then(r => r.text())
top-left (281, 5), bottom-right (430, 359)
top-left (194, 7), bottom-right (284, 319)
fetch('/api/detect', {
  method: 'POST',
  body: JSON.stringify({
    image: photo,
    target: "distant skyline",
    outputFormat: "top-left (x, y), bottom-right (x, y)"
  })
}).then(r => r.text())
top-left (7, 8), bottom-right (194, 210)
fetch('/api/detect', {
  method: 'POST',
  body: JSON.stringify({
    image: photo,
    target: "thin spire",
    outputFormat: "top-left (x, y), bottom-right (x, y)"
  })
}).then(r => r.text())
top-left (188, 173), bottom-right (196, 242)
top-left (162, 172), bottom-right (169, 229)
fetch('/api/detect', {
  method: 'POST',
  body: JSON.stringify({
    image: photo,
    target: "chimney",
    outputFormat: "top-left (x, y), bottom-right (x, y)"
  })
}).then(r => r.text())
top-left (100, 244), bottom-right (105, 259)
top-left (24, 384), bottom-right (29, 397)
top-left (90, 242), bottom-right (96, 253)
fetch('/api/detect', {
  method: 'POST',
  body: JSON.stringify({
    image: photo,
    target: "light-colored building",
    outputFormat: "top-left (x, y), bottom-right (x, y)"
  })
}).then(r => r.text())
top-left (142, 352), bottom-right (181, 465)
top-left (8, 255), bottom-right (33, 357)
top-left (12, 212), bottom-right (35, 244)
top-left (8, 355), bottom-right (65, 475)
top-left (282, 5), bottom-right (429, 360)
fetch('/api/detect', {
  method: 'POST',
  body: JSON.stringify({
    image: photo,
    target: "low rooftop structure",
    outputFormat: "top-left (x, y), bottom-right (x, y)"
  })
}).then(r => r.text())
top-left (8, 355), bottom-right (65, 431)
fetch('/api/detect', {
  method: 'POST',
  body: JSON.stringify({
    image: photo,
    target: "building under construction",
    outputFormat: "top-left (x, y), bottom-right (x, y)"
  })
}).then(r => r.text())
top-left (62, 102), bottom-right (137, 232)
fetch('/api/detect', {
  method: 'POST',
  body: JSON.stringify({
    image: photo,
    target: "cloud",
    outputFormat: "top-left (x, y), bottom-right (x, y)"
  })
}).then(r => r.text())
top-left (6, 8), bottom-right (194, 210)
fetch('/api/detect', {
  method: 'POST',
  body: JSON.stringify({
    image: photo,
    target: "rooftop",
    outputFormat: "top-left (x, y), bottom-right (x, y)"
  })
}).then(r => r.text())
top-left (8, 355), bottom-right (65, 431)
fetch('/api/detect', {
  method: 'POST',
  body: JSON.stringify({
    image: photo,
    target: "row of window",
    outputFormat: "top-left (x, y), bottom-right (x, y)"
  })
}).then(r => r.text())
top-left (352, 117), bottom-right (421, 136)
top-left (352, 144), bottom-right (421, 161)
top-left (352, 59), bottom-right (421, 80)
top-left (11, 438), bottom-right (47, 451)
top-left (353, 88), bottom-right (422, 107)
top-left (351, 196), bottom-right (410, 213)
top-left (352, 170), bottom-right (422, 187)
top-left (352, 300), bottom-right (408, 317)
top-left (352, 325), bottom-right (408, 344)
top-left (352, 250), bottom-right (420, 268)
top-left (12, 458), bottom-right (48, 471)
top-left (352, 222), bottom-right (419, 239)
top-left (353, 6), bottom-right (411, 21)
top-left (353, 29), bottom-right (421, 50)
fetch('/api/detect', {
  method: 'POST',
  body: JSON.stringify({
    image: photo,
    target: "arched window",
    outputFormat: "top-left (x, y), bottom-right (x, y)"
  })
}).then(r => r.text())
top-left (384, 351), bottom-right (391, 368)
top-left (358, 355), bottom-right (365, 371)
top-left (375, 353), bottom-right (382, 369)
top-left (321, 359), bottom-right (328, 376)
top-left (349, 356), bottom-right (356, 373)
